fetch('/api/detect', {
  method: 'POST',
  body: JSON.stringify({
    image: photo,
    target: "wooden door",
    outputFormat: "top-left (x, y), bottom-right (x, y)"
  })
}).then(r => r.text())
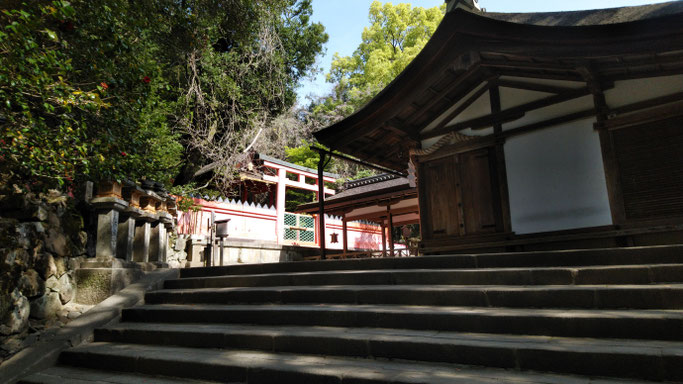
top-left (420, 147), bottom-right (503, 240)
top-left (459, 148), bottom-right (498, 234)
top-left (422, 155), bottom-right (460, 238)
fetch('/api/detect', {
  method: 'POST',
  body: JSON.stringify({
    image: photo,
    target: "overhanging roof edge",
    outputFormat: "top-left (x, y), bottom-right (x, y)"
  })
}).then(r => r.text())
top-left (314, 7), bottom-right (683, 150)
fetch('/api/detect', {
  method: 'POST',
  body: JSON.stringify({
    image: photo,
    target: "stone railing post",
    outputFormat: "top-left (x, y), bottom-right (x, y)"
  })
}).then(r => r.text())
top-left (91, 197), bottom-right (129, 260)
top-left (134, 192), bottom-right (159, 263)
top-left (118, 183), bottom-right (146, 261)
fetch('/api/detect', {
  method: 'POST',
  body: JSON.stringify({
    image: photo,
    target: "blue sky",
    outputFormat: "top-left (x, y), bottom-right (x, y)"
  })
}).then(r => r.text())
top-left (296, 0), bottom-right (674, 103)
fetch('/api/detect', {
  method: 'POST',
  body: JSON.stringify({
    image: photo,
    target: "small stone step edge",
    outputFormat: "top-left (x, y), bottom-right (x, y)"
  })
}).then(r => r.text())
top-left (54, 342), bottom-right (663, 384)
top-left (17, 365), bottom-right (221, 384)
top-left (165, 264), bottom-right (683, 290)
top-left (120, 304), bottom-right (683, 341)
top-left (178, 245), bottom-right (683, 279)
top-left (92, 322), bottom-right (683, 381)
top-left (144, 284), bottom-right (683, 310)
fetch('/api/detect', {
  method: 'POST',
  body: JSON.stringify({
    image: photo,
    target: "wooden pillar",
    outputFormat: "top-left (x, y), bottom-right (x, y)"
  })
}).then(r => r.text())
top-left (317, 154), bottom-right (327, 260)
top-left (342, 214), bottom-right (348, 256)
top-left (490, 84), bottom-right (512, 232)
top-left (380, 221), bottom-right (387, 257)
top-left (593, 87), bottom-right (627, 226)
top-left (387, 208), bottom-right (395, 258)
top-left (489, 85), bottom-right (503, 135)
top-left (276, 168), bottom-right (286, 244)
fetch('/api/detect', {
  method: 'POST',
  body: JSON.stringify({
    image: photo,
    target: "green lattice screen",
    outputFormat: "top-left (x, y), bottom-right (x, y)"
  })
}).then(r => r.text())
top-left (284, 213), bottom-right (297, 227)
top-left (283, 213), bottom-right (315, 244)
top-left (299, 230), bottom-right (315, 243)
top-left (300, 215), bottom-right (314, 229)
top-left (284, 228), bottom-right (297, 240)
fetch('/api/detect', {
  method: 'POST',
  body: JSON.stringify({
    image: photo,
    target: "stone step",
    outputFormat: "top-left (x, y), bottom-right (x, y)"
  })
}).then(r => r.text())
top-left (164, 264), bottom-right (683, 289)
top-left (56, 342), bottom-right (661, 384)
top-left (95, 322), bottom-right (683, 381)
top-left (121, 304), bottom-right (683, 341)
top-left (145, 284), bottom-right (683, 309)
top-left (18, 366), bottom-right (220, 384)
top-left (179, 245), bottom-right (683, 278)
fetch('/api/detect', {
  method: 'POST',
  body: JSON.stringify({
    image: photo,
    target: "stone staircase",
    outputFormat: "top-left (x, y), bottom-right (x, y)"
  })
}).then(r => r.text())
top-left (19, 245), bottom-right (683, 383)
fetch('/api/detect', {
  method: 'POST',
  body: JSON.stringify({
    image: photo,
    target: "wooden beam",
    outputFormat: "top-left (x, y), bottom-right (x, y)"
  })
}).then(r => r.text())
top-left (387, 207), bottom-right (395, 258)
top-left (495, 78), bottom-right (579, 94)
top-left (611, 91), bottom-right (683, 116)
top-left (481, 58), bottom-right (578, 72)
top-left (490, 68), bottom-right (585, 82)
top-left (419, 83), bottom-right (490, 136)
top-left (346, 206), bottom-right (419, 222)
top-left (401, 65), bottom-right (486, 128)
top-left (342, 214), bottom-right (348, 256)
top-left (606, 67), bottom-right (683, 82)
top-left (603, 100), bottom-right (683, 130)
top-left (384, 124), bottom-right (420, 143)
top-left (501, 109), bottom-right (597, 139)
top-left (422, 87), bottom-right (592, 140)
top-left (493, 142), bottom-right (512, 233)
top-left (380, 222), bottom-right (387, 257)
top-left (489, 84), bottom-right (502, 135)
top-left (591, 77), bottom-right (627, 226)
top-left (489, 84), bottom-right (511, 233)
top-left (312, 147), bottom-right (406, 178)
top-left (601, 53), bottom-right (683, 72)
top-left (300, 188), bottom-right (417, 214)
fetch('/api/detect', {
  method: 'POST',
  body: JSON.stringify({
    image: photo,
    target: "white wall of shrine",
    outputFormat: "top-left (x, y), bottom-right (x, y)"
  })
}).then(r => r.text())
top-left (604, 74), bottom-right (683, 108)
top-left (499, 78), bottom-right (612, 234)
top-left (504, 118), bottom-right (612, 234)
top-left (419, 74), bottom-right (683, 235)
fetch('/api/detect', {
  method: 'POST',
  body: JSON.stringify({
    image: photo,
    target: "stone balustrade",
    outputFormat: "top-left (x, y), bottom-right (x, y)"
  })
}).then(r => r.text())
top-left (75, 180), bottom-right (178, 304)
top-left (91, 180), bottom-right (177, 265)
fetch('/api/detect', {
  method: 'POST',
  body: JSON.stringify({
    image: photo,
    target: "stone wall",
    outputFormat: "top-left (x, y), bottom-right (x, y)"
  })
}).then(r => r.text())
top-left (165, 232), bottom-right (188, 269)
top-left (0, 189), bottom-right (89, 360)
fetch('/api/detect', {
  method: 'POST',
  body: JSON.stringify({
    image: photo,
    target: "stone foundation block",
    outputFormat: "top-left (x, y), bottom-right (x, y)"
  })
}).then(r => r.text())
top-left (74, 267), bottom-right (145, 305)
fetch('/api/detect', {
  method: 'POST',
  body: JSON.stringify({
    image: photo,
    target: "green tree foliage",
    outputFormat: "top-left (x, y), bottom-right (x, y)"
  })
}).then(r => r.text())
top-left (284, 139), bottom-right (377, 196)
top-left (282, 1), bottom-right (443, 185)
top-left (168, 0), bottom-right (328, 190)
top-left (0, 0), bottom-right (327, 193)
top-left (0, 1), bottom-right (183, 189)
top-left (284, 140), bottom-right (331, 171)
top-left (318, 1), bottom-right (444, 113)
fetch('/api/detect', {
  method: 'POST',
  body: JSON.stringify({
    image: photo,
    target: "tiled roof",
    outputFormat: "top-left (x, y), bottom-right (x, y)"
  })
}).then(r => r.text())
top-left (329, 176), bottom-right (410, 202)
top-left (484, 1), bottom-right (683, 26)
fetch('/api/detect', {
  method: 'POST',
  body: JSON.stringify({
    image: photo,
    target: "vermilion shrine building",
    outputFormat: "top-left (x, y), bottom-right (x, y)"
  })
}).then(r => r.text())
top-left (176, 153), bottom-right (386, 265)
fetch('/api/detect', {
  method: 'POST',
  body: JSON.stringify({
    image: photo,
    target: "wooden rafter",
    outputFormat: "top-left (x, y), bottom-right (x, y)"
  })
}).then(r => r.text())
top-left (480, 57), bottom-right (578, 72)
top-left (422, 86), bottom-right (593, 140)
top-left (495, 78), bottom-right (579, 94)
top-left (489, 68), bottom-right (585, 82)
top-left (611, 91), bottom-right (683, 116)
top-left (501, 109), bottom-right (596, 139)
top-left (384, 124), bottom-right (420, 143)
top-left (418, 82), bottom-right (491, 136)
top-left (399, 64), bottom-right (486, 128)
top-left (346, 206), bottom-right (418, 222)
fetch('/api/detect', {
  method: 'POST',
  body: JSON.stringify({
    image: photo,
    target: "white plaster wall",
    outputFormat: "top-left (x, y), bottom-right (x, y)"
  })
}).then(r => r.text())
top-left (324, 217), bottom-right (383, 250)
top-left (421, 84), bottom-right (489, 134)
top-left (505, 118), bottom-right (612, 234)
top-left (499, 87), bottom-right (549, 110)
top-left (605, 75), bottom-right (683, 108)
top-left (503, 95), bottom-right (595, 131)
